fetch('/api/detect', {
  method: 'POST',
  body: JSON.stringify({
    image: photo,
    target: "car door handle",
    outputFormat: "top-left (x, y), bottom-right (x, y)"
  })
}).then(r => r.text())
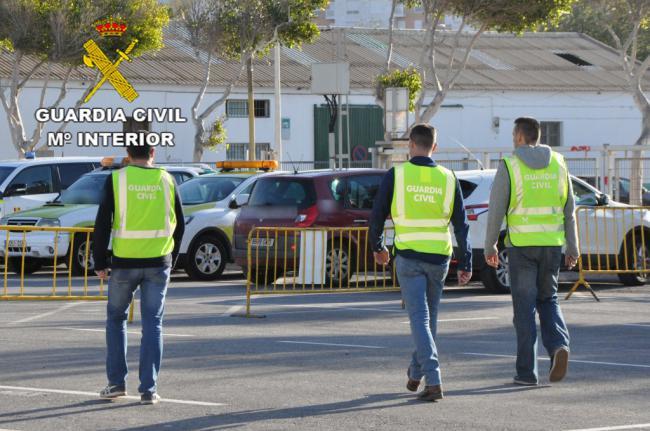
top-left (353, 219), bottom-right (368, 223)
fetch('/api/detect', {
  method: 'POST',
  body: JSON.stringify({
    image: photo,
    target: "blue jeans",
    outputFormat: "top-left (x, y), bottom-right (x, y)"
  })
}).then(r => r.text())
top-left (508, 246), bottom-right (570, 383)
top-left (395, 254), bottom-right (449, 386)
top-left (106, 266), bottom-right (171, 394)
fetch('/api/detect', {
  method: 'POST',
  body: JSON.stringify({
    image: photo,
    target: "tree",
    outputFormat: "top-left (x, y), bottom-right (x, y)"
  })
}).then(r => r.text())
top-left (177, 0), bottom-right (328, 162)
top-left (555, 1), bottom-right (649, 204)
top-left (378, 0), bottom-right (575, 129)
top-left (0, 0), bottom-right (169, 157)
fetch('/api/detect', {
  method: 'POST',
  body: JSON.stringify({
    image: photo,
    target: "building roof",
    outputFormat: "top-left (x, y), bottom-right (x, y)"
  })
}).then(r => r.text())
top-left (2, 25), bottom-right (648, 92)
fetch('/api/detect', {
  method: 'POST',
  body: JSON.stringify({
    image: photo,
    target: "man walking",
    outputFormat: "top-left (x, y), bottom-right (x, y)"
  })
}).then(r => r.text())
top-left (370, 124), bottom-right (472, 402)
top-left (485, 117), bottom-right (578, 386)
top-left (94, 141), bottom-right (185, 405)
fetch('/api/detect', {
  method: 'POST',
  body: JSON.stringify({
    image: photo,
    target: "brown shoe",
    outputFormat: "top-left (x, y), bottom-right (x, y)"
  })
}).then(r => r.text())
top-left (550, 347), bottom-right (569, 382)
top-left (406, 370), bottom-right (421, 392)
top-left (417, 385), bottom-right (443, 402)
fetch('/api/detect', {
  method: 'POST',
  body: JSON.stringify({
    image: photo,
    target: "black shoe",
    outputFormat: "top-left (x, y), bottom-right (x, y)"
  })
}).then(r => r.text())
top-left (417, 385), bottom-right (444, 402)
top-left (513, 377), bottom-right (538, 386)
top-left (99, 384), bottom-right (127, 399)
top-left (140, 392), bottom-right (161, 405)
top-left (406, 370), bottom-right (421, 392)
top-left (550, 347), bottom-right (570, 382)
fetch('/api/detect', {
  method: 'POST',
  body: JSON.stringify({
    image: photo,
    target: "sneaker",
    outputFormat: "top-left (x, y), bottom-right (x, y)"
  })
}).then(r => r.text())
top-left (140, 392), bottom-right (161, 405)
top-left (550, 347), bottom-right (570, 382)
top-left (99, 384), bottom-right (127, 399)
top-left (513, 377), bottom-right (538, 386)
top-left (406, 369), bottom-right (422, 392)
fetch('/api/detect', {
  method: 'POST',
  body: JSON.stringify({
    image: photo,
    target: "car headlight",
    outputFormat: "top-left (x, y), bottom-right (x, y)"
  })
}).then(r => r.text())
top-left (184, 216), bottom-right (194, 225)
top-left (37, 218), bottom-right (61, 227)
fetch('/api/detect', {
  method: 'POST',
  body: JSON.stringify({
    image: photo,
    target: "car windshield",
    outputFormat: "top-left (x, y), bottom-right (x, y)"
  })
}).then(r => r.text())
top-left (0, 166), bottom-right (16, 187)
top-left (58, 172), bottom-right (109, 205)
top-left (179, 177), bottom-right (244, 205)
top-left (249, 178), bottom-right (316, 209)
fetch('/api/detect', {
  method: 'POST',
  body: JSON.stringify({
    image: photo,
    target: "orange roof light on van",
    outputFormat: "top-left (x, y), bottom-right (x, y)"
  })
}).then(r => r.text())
top-left (216, 160), bottom-right (279, 171)
top-left (100, 156), bottom-right (130, 167)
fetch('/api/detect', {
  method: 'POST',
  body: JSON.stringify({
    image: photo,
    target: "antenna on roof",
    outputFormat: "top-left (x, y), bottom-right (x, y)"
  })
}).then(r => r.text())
top-left (450, 138), bottom-right (484, 170)
top-left (286, 152), bottom-right (298, 174)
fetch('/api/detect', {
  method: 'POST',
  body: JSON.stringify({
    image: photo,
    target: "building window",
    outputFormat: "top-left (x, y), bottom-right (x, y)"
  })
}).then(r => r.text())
top-left (227, 143), bottom-right (271, 160)
top-left (123, 117), bottom-right (150, 133)
top-left (540, 121), bottom-right (562, 147)
top-left (225, 99), bottom-right (270, 118)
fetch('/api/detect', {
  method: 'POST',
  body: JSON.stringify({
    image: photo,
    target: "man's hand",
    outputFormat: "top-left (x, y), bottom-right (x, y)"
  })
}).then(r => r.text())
top-left (373, 249), bottom-right (390, 266)
top-left (485, 253), bottom-right (499, 269)
top-left (565, 255), bottom-right (578, 270)
top-left (95, 269), bottom-right (109, 280)
top-left (457, 270), bottom-right (472, 286)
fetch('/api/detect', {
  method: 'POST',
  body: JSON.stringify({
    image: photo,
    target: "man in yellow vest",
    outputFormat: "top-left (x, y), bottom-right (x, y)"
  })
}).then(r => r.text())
top-left (485, 117), bottom-right (579, 386)
top-left (93, 139), bottom-right (185, 405)
top-left (370, 124), bottom-right (472, 402)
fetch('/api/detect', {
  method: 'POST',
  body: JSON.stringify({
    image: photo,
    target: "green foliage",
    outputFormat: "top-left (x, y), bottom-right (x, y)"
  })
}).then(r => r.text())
top-left (550, 0), bottom-right (650, 61)
top-left (206, 117), bottom-right (227, 149)
top-left (377, 68), bottom-right (422, 112)
top-left (0, 0), bottom-right (169, 65)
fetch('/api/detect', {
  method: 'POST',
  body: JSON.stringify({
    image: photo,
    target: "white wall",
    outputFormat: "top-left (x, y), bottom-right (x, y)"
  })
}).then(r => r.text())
top-left (0, 80), bottom-right (644, 164)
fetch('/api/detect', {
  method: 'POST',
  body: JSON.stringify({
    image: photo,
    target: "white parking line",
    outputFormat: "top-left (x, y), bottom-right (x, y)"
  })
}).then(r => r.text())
top-left (565, 423), bottom-right (650, 431)
top-left (621, 323), bottom-right (650, 328)
top-left (401, 317), bottom-right (501, 324)
top-left (463, 352), bottom-right (650, 369)
top-left (59, 327), bottom-right (195, 338)
top-left (9, 302), bottom-right (83, 324)
top-left (0, 385), bottom-right (225, 407)
top-left (278, 340), bottom-right (385, 349)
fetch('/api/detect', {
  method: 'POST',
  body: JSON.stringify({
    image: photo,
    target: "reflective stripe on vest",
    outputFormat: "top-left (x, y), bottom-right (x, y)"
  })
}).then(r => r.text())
top-left (111, 166), bottom-right (176, 258)
top-left (504, 152), bottom-right (568, 246)
top-left (391, 162), bottom-right (455, 256)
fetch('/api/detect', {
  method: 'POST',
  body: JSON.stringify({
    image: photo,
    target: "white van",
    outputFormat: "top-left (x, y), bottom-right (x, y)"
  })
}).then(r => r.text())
top-left (0, 157), bottom-right (102, 218)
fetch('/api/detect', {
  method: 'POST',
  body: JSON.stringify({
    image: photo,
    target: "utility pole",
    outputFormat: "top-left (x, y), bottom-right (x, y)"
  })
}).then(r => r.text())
top-left (247, 55), bottom-right (255, 161)
top-left (274, 43), bottom-right (282, 162)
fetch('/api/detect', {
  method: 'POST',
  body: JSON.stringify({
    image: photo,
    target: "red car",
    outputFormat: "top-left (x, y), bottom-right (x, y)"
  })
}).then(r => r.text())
top-left (232, 169), bottom-right (389, 285)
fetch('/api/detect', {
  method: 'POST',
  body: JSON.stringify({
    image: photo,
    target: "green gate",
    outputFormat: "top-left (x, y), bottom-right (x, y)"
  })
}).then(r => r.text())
top-left (313, 104), bottom-right (384, 164)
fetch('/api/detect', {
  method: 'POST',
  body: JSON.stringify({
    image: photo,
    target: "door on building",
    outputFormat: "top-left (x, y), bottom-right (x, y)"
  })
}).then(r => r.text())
top-left (313, 104), bottom-right (384, 167)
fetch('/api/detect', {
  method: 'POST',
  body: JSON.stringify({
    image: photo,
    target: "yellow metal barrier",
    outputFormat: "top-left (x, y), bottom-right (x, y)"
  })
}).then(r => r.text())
top-left (240, 226), bottom-right (399, 317)
top-left (566, 206), bottom-right (650, 301)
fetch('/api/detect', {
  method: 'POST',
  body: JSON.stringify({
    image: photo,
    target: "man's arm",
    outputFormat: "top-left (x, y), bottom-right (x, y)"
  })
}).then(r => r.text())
top-left (92, 175), bottom-right (114, 272)
top-left (450, 177), bottom-right (472, 278)
top-left (564, 175), bottom-right (580, 261)
top-left (172, 188), bottom-right (185, 266)
top-left (484, 161), bottom-right (510, 259)
top-left (369, 169), bottom-right (394, 263)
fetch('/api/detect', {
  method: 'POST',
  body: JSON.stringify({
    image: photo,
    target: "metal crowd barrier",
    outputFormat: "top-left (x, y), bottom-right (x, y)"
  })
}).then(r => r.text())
top-left (0, 225), bottom-right (105, 300)
top-left (241, 226), bottom-right (399, 317)
top-left (566, 206), bottom-right (650, 301)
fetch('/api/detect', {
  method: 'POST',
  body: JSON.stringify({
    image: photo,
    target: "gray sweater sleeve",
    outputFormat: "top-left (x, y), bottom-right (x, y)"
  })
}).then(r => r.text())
top-left (564, 176), bottom-right (580, 258)
top-left (484, 161), bottom-right (510, 255)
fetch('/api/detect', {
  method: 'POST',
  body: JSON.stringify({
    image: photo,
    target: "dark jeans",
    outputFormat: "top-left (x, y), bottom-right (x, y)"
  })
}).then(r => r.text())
top-left (508, 246), bottom-right (570, 383)
top-left (106, 266), bottom-right (171, 394)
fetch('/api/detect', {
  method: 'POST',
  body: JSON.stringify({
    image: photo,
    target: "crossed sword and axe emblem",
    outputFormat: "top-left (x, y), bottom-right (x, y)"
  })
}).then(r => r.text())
top-left (83, 38), bottom-right (139, 103)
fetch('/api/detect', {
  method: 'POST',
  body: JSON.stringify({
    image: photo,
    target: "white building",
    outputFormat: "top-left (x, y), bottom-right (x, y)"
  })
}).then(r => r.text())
top-left (0, 27), bottom-right (648, 165)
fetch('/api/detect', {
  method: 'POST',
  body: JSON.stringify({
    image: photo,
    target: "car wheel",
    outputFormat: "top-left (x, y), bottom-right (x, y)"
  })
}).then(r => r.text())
top-left (185, 235), bottom-right (227, 281)
top-left (481, 246), bottom-right (511, 293)
top-left (618, 235), bottom-right (649, 286)
top-left (325, 240), bottom-right (356, 286)
top-left (68, 235), bottom-right (95, 276)
top-left (7, 257), bottom-right (43, 275)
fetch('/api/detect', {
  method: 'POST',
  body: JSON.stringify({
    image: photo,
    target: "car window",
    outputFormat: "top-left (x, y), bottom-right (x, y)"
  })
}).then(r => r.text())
top-left (179, 177), bottom-right (244, 205)
top-left (329, 178), bottom-right (344, 202)
top-left (59, 173), bottom-right (109, 205)
top-left (0, 167), bottom-right (17, 187)
top-left (345, 175), bottom-right (382, 210)
top-left (7, 165), bottom-right (54, 196)
top-left (572, 179), bottom-right (599, 206)
top-left (459, 179), bottom-right (478, 200)
top-left (58, 163), bottom-right (93, 190)
top-left (249, 178), bottom-right (316, 209)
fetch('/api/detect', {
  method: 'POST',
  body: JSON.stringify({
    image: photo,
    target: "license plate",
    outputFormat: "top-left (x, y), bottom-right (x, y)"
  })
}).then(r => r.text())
top-left (6, 240), bottom-right (25, 248)
top-left (250, 238), bottom-right (274, 248)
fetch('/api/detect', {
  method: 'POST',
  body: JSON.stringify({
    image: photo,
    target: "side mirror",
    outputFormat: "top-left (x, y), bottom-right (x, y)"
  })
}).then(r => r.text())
top-left (598, 194), bottom-right (610, 206)
top-left (230, 193), bottom-right (250, 209)
top-left (5, 183), bottom-right (26, 197)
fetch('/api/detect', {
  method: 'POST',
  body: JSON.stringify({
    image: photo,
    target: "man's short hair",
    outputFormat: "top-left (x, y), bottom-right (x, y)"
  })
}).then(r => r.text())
top-left (409, 124), bottom-right (437, 150)
top-left (126, 130), bottom-right (153, 160)
top-left (514, 117), bottom-right (541, 144)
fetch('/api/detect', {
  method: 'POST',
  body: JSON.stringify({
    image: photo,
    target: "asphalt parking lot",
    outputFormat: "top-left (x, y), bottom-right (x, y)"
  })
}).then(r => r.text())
top-left (0, 272), bottom-right (649, 431)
